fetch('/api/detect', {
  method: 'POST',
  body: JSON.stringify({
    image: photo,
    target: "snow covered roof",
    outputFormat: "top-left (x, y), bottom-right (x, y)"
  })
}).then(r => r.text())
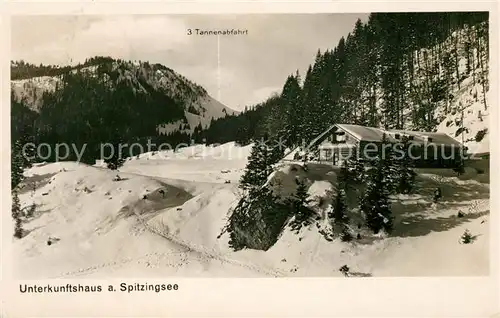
top-left (318, 142), bottom-right (356, 149)
top-left (307, 124), bottom-right (399, 148)
top-left (306, 125), bottom-right (337, 149)
top-left (337, 124), bottom-right (399, 143)
top-left (389, 129), bottom-right (463, 147)
top-left (306, 124), bottom-right (464, 150)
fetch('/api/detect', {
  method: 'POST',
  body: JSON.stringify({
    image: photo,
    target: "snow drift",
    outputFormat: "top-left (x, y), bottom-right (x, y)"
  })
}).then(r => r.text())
top-left (13, 144), bottom-right (489, 278)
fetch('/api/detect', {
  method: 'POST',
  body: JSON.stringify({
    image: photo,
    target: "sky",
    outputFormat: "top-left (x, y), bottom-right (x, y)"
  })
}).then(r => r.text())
top-left (11, 14), bottom-right (369, 111)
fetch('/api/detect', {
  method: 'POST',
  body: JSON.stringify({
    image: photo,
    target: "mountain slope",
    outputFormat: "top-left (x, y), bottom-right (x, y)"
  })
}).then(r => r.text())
top-left (195, 13), bottom-right (489, 155)
top-left (407, 24), bottom-right (490, 155)
top-left (11, 57), bottom-right (238, 135)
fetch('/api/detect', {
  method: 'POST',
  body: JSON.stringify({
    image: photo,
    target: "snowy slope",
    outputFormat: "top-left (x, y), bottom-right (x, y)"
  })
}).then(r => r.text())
top-left (11, 76), bottom-right (61, 111)
top-left (121, 142), bottom-right (253, 183)
top-left (157, 93), bottom-right (235, 134)
top-left (417, 24), bottom-right (490, 154)
top-left (365, 23), bottom-right (490, 154)
top-left (437, 87), bottom-right (490, 155)
top-left (13, 142), bottom-right (489, 278)
top-left (14, 162), bottom-right (266, 278)
top-left (10, 59), bottom-right (238, 133)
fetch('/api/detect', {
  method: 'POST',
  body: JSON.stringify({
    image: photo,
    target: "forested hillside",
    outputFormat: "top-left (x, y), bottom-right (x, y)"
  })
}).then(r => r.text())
top-left (10, 12), bottom-right (490, 166)
top-left (11, 57), bottom-right (236, 163)
top-left (195, 12), bottom-right (489, 153)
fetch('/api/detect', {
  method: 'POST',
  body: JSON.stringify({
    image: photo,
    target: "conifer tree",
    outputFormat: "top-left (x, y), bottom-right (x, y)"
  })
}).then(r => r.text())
top-left (281, 74), bottom-right (303, 147)
top-left (229, 136), bottom-right (288, 250)
top-left (346, 152), bottom-right (365, 184)
top-left (378, 133), bottom-right (399, 194)
top-left (360, 154), bottom-right (394, 234)
top-left (330, 165), bottom-right (352, 240)
top-left (12, 190), bottom-right (23, 238)
top-left (460, 229), bottom-right (473, 244)
top-left (332, 186), bottom-right (349, 228)
top-left (240, 140), bottom-right (271, 194)
top-left (105, 134), bottom-right (126, 170)
top-left (11, 140), bottom-right (25, 190)
top-left (26, 180), bottom-right (37, 218)
top-left (19, 130), bottom-right (37, 168)
top-left (267, 135), bottom-right (286, 165)
top-left (393, 135), bottom-right (417, 194)
top-left (289, 177), bottom-right (315, 232)
top-left (105, 150), bottom-right (126, 170)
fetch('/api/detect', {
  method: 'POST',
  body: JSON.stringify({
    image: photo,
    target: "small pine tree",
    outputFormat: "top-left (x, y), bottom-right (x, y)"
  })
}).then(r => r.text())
top-left (360, 156), bottom-right (394, 234)
top-left (12, 190), bottom-right (23, 238)
top-left (26, 203), bottom-right (36, 218)
top-left (378, 134), bottom-right (399, 194)
top-left (340, 227), bottom-right (353, 242)
top-left (21, 138), bottom-right (36, 168)
top-left (330, 173), bottom-right (352, 241)
top-left (106, 153), bottom-right (126, 170)
top-left (347, 154), bottom-right (365, 183)
top-left (105, 137), bottom-right (126, 170)
top-left (227, 136), bottom-right (289, 250)
top-left (460, 229), bottom-right (473, 244)
top-left (267, 136), bottom-right (286, 164)
top-left (240, 139), bottom-right (275, 195)
top-left (26, 181), bottom-right (37, 218)
top-left (332, 187), bottom-right (348, 226)
top-left (11, 140), bottom-right (25, 190)
top-left (339, 264), bottom-right (350, 276)
top-left (394, 136), bottom-right (417, 194)
top-left (338, 160), bottom-right (350, 187)
top-left (289, 177), bottom-right (315, 232)
top-left (453, 158), bottom-right (465, 176)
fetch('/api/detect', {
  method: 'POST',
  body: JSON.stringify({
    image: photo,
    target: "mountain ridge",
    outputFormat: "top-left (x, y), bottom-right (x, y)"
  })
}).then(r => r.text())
top-left (11, 57), bottom-right (239, 135)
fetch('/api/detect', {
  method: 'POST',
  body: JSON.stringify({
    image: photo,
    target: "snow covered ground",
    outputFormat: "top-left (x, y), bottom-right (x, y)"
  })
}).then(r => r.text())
top-left (12, 142), bottom-right (489, 279)
top-left (436, 82), bottom-right (490, 155)
top-left (119, 142), bottom-right (252, 183)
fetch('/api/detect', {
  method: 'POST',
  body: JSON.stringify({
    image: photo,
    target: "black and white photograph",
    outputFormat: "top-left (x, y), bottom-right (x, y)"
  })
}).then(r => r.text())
top-left (8, 10), bottom-right (492, 282)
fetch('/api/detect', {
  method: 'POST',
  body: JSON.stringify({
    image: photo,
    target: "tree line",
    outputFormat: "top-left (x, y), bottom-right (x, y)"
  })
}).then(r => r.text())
top-left (196, 12), bottom-right (489, 149)
top-left (11, 58), bottom-right (198, 164)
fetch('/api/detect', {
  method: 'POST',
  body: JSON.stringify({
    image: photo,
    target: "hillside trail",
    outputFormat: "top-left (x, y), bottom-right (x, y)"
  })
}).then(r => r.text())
top-left (135, 207), bottom-right (287, 278)
top-left (128, 170), bottom-right (289, 277)
top-left (55, 168), bottom-right (287, 278)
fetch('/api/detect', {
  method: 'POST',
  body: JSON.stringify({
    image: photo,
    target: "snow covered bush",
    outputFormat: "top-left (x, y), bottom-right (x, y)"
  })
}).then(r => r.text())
top-left (475, 129), bottom-right (487, 142)
top-left (460, 229), bottom-right (474, 244)
top-left (26, 202), bottom-right (36, 218)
